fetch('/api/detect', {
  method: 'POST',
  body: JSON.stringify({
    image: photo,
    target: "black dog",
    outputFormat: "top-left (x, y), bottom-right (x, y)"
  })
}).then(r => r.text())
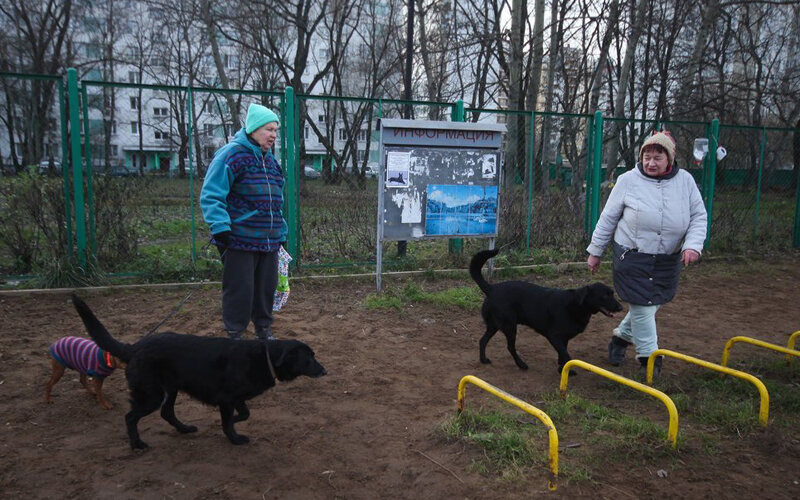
top-left (470, 249), bottom-right (623, 372)
top-left (71, 295), bottom-right (327, 449)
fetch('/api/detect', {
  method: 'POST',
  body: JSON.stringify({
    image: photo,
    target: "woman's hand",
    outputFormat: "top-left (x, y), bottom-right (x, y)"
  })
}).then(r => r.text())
top-left (587, 255), bottom-right (602, 274)
top-left (682, 249), bottom-right (700, 266)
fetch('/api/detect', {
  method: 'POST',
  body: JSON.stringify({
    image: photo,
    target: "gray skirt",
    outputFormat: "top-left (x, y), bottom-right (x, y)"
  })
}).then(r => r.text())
top-left (612, 241), bottom-right (681, 306)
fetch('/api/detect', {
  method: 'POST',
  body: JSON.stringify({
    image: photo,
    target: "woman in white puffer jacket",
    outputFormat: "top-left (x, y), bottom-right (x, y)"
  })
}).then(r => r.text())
top-left (586, 131), bottom-right (708, 378)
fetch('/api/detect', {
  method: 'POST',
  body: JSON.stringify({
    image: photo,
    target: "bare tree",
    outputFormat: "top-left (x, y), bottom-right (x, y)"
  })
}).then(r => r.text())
top-left (0, 0), bottom-right (74, 171)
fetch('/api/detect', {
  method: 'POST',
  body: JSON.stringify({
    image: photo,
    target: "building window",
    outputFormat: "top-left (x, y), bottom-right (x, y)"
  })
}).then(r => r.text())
top-left (154, 130), bottom-right (169, 140)
top-left (130, 96), bottom-right (139, 110)
top-left (226, 124), bottom-right (235, 137)
top-left (110, 145), bottom-right (118, 156)
top-left (358, 150), bottom-right (366, 161)
top-left (153, 107), bottom-right (168, 117)
top-left (358, 129), bottom-right (367, 141)
top-left (128, 71), bottom-right (140, 83)
top-left (204, 123), bottom-right (215, 136)
top-left (338, 128), bottom-right (347, 141)
top-left (204, 146), bottom-right (216, 159)
top-left (111, 120), bottom-right (117, 134)
top-left (304, 126), bottom-right (309, 139)
top-left (317, 114), bottom-right (325, 123)
top-left (131, 121), bottom-right (140, 135)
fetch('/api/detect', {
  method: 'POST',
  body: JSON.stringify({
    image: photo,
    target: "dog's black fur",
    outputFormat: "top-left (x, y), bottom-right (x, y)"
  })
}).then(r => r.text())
top-left (71, 294), bottom-right (327, 449)
top-left (470, 249), bottom-right (623, 372)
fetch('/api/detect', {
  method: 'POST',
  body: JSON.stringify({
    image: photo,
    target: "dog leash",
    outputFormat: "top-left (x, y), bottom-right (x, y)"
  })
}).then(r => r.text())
top-left (146, 291), bottom-right (194, 336)
top-left (264, 341), bottom-right (278, 382)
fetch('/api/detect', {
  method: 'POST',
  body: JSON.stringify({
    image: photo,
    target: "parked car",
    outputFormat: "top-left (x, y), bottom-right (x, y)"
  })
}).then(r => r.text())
top-left (38, 160), bottom-right (62, 174)
top-left (304, 166), bottom-right (322, 179)
top-left (110, 164), bottom-right (139, 177)
top-left (364, 163), bottom-right (379, 178)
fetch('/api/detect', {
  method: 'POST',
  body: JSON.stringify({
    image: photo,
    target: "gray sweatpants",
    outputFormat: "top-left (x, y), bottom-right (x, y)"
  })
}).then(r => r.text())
top-left (221, 248), bottom-right (279, 338)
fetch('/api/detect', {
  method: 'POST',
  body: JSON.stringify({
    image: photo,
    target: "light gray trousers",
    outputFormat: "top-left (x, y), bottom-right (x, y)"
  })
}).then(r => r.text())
top-left (613, 303), bottom-right (662, 358)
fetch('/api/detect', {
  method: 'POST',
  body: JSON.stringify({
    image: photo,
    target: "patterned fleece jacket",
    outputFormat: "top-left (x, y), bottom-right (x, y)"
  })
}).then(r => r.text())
top-left (199, 128), bottom-right (287, 253)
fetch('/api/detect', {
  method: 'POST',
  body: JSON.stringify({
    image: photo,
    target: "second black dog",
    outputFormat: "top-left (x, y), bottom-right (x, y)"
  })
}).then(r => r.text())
top-left (71, 294), bottom-right (327, 449)
top-left (470, 249), bottom-right (623, 372)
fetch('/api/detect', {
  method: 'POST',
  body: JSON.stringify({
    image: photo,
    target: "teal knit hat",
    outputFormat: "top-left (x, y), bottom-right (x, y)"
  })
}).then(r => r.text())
top-left (245, 103), bottom-right (279, 134)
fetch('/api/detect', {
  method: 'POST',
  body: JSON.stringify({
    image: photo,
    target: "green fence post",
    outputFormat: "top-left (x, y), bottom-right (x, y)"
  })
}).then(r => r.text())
top-left (794, 140), bottom-right (800, 248)
top-left (58, 78), bottom-right (73, 260)
top-left (705, 119), bottom-right (720, 246)
top-left (187, 87), bottom-right (196, 263)
top-left (753, 127), bottom-right (766, 241)
top-left (701, 123), bottom-right (710, 198)
top-left (449, 99), bottom-right (465, 255)
top-left (67, 68), bottom-right (87, 268)
top-left (526, 110), bottom-right (535, 256)
top-left (80, 84), bottom-right (97, 262)
top-left (584, 114), bottom-right (594, 234)
top-left (589, 111), bottom-right (604, 235)
top-left (284, 86), bottom-right (299, 264)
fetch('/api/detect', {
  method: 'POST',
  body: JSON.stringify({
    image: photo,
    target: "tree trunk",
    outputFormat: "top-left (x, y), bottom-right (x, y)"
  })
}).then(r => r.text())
top-left (604, 0), bottom-right (648, 179)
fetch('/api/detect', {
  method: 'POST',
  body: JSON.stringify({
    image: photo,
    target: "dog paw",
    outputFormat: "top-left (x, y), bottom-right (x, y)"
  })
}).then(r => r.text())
top-left (480, 358), bottom-right (492, 364)
top-left (177, 425), bottom-right (198, 434)
top-left (229, 434), bottom-right (250, 445)
top-left (131, 439), bottom-right (149, 450)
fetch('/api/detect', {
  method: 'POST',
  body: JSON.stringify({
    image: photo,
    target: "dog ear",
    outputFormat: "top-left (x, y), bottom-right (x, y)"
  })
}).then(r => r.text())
top-left (271, 343), bottom-right (292, 368)
top-left (574, 286), bottom-right (589, 305)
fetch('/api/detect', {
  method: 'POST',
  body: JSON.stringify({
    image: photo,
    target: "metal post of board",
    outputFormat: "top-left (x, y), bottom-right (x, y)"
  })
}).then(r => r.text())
top-left (67, 68), bottom-right (87, 268)
top-left (449, 99), bottom-right (465, 255)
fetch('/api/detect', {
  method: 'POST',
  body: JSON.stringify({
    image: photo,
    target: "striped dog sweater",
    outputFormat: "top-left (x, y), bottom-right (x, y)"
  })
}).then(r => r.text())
top-left (49, 336), bottom-right (115, 378)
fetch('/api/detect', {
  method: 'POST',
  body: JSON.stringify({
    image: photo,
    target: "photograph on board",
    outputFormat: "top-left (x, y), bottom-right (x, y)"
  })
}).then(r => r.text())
top-left (425, 184), bottom-right (498, 236)
top-left (386, 151), bottom-right (411, 188)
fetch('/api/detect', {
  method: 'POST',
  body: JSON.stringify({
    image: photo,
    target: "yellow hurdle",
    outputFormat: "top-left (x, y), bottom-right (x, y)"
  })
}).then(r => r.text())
top-left (559, 359), bottom-right (679, 448)
top-left (457, 375), bottom-right (559, 491)
top-left (786, 331), bottom-right (800, 363)
top-left (646, 349), bottom-right (770, 428)
top-left (721, 335), bottom-right (800, 368)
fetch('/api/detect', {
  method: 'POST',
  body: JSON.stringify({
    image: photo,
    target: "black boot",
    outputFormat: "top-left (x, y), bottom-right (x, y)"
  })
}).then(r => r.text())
top-left (638, 356), bottom-right (663, 380)
top-left (608, 336), bottom-right (632, 366)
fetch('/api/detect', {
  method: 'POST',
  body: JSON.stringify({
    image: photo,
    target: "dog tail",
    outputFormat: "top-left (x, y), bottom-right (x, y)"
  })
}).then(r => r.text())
top-left (469, 249), bottom-right (499, 295)
top-left (71, 294), bottom-right (134, 362)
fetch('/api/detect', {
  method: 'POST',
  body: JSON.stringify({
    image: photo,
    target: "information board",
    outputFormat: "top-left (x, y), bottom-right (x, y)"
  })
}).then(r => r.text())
top-left (375, 119), bottom-right (506, 290)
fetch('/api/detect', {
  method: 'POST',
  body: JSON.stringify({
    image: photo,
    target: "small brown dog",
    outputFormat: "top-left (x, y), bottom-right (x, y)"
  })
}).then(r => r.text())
top-left (45, 336), bottom-right (125, 410)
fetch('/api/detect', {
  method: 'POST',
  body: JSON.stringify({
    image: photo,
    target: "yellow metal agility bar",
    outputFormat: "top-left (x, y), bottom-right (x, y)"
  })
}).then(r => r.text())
top-left (786, 331), bottom-right (800, 363)
top-left (721, 335), bottom-right (800, 368)
top-left (559, 360), bottom-right (679, 448)
top-left (645, 349), bottom-right (770, 428)
top-left (457, 375), bottom-right (559, 490)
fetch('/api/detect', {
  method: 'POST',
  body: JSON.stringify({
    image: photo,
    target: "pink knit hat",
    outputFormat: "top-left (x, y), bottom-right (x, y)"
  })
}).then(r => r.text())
top-left (639, 131), bottom-right (676, 166)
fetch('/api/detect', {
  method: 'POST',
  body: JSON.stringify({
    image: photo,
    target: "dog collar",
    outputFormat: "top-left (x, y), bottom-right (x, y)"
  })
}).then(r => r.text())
top-left (103, 351), bottom-right (114, 368)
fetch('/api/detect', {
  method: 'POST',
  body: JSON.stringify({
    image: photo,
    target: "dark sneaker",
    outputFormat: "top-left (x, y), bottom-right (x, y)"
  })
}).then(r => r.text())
top-left (256, 329), bottom-right (275, 341)
top-left (608, 336), bottom-right (632, 366)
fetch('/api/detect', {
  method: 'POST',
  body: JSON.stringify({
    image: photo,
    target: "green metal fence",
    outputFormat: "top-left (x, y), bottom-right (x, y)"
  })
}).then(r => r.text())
top-left (1, 68), bottom-right (798, 285)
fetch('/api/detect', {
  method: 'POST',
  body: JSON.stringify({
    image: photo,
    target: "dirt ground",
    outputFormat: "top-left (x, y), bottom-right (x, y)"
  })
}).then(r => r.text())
top-left (2, 256), bottom-right (800, 499)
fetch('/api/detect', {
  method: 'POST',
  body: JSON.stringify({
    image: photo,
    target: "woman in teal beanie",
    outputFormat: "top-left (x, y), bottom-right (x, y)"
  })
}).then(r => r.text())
top-left (200, 103), bottom-right (287, 340)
